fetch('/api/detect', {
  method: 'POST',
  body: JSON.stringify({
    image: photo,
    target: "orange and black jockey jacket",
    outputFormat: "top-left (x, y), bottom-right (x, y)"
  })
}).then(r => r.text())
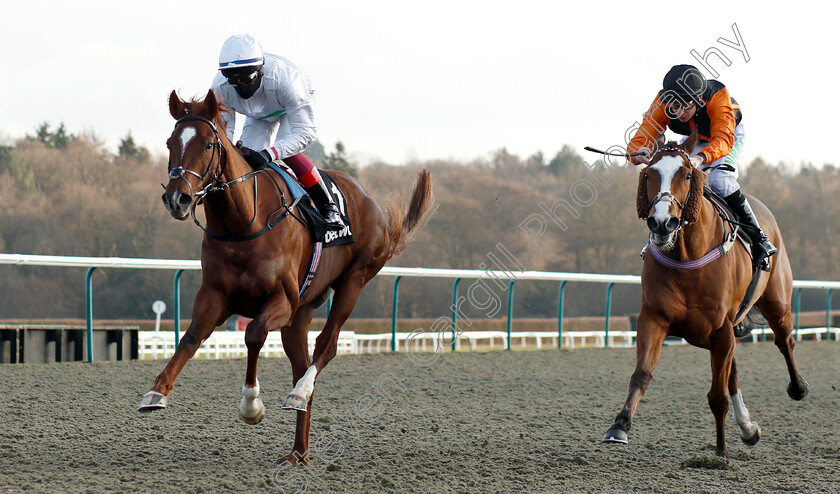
top-left (628, 79), bottom-right (743, 165)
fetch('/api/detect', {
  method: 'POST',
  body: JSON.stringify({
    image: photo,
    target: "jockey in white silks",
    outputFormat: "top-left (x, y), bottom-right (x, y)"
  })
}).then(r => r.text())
top-left (211, 34), bottom-right (344, 231)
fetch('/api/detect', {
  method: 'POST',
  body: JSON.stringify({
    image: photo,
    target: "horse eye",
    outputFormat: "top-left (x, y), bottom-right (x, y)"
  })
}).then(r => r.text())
top-left (685, 173), bottom-right (692, 181)
top-left (205, 143), bottom-right (213, 151)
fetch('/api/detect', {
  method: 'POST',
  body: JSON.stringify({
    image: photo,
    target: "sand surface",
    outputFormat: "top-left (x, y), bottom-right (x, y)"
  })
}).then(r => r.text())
top-left (1, 341), bottom-right (838, 493)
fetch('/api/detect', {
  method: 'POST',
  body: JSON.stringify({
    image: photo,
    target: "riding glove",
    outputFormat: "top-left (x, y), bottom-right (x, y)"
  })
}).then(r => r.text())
top-left (240, 146), bottom-right (272, 170)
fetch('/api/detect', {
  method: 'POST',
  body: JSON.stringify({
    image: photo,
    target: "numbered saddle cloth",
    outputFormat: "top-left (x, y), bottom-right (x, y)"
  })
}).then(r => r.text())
top-left (269, 163), bottom-right (355, 247)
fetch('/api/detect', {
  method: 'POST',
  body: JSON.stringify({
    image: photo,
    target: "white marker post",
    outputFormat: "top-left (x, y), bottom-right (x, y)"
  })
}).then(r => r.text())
top-left (152, 300), bottom-right (166, 332)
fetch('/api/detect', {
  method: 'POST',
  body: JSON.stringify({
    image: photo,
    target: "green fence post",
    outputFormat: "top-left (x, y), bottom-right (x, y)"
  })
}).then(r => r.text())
top-left (605, 282), bottom-right (615, 348)
top-left (506, 280), bottom-right (515, 350)
top-left (451, 278), bottom-right (461, 351)
top-left (174, 269), bottom-right (184, 349)
top-left (85, 267), bottom-right (96, 363)
top-left (557, 280), bottom-right (567, 349)
top-left (794, 287), bottom-right (802, 340)
top-left (826, 288), bottom-right (834, 340)
top-left (391, 276), bottom-right (402, 352)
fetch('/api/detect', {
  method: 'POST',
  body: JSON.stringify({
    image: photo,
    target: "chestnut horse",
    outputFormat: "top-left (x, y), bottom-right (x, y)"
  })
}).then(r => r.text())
top-left (602, 133), bottom-right (809, 457)
top-left (139, 89), bottom-right (434, 465)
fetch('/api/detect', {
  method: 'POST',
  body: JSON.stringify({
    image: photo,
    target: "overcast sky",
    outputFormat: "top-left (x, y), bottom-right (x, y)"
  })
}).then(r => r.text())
top-left (1, 1), bottom-right (835, 168)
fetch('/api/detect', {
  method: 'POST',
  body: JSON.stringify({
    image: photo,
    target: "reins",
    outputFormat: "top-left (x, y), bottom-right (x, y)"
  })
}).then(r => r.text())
top-left (169, 115), bottom-right (306, 242)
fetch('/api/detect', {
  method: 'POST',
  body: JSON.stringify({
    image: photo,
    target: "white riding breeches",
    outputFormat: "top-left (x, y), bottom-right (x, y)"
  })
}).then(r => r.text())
top-left (681, 122), bottom-right (745, 197)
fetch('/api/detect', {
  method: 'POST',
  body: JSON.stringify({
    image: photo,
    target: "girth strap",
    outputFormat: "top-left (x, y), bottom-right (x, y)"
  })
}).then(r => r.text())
top-left (299, 242), bottom-right (323, 298)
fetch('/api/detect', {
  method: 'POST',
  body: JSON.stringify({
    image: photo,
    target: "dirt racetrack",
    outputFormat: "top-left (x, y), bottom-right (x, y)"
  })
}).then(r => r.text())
top-left (1, 340), bottom-right (839, 493)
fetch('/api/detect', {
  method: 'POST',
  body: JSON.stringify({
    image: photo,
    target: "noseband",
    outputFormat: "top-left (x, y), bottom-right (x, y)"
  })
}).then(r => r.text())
top-left (169, 115), bottom-right (224, 197)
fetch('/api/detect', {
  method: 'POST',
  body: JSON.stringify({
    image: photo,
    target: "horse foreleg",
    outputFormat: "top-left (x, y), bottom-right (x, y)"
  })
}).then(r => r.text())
top-left (708, 326), bottom-right (736, 457)
top-left (603, 312), bottom-right (667, 444)
top-left (728, 359), bottom-right (761, 446)
top-left (277, 305), bottom-right (316, 466)
top-left (139, 287), bottom-right (228, 412)
top-left (240, 298), bottom-right (295, 425)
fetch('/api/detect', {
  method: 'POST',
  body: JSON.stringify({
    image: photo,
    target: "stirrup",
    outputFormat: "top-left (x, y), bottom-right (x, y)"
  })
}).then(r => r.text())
top-left (323, 206), bottom-right (345, 231)
top-left (759, 256), bottom-right (771, 272)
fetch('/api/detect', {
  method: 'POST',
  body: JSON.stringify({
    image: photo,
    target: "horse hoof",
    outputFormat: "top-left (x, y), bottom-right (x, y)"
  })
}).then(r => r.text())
top-left (787, 379), bottom-right (810, 401)
top-left (601, 428), bottom-right (628, 444)
top-left (281, 394), bottom-right (308, 412)
top-left (241, 407), bottom-right (265, 425)
top-left (138, 391), bottom-right (167, 412)
top-left (739, 421), bottom-right (761, 446)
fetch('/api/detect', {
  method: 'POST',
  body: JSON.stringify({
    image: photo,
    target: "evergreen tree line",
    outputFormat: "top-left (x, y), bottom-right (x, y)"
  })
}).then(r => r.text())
top-left (1, 124), bottom-right (837, 323)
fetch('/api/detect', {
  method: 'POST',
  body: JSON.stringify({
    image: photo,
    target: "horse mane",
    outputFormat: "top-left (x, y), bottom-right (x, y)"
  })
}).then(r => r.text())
top-left (636, 170), bottom-right (649, 219)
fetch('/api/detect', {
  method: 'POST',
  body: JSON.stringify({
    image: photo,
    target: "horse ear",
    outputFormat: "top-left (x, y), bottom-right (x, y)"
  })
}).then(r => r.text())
top-left (636, 168), bottom-right (649, 219)
top-left (682, 130), bottom-right (698, 156)
top-left (654, 133), bottom-right (666, 153)
top-left (203, 89), bottom-right (219, 120)
top-left (169, 90), bottom-right (185, 119)
top-left (681, 167), bottom-right (707, 223)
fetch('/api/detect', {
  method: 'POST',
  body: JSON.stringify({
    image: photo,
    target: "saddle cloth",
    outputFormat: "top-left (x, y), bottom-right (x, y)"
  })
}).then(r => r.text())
top-left (268, 163), bottom-right (355, 248)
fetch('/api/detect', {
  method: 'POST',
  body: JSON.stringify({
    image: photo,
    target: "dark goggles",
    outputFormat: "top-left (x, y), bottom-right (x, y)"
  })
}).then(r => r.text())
top-left (221, 67), bottom-right (261, 86)
top-left (667, 99), bottom-right (696, 112)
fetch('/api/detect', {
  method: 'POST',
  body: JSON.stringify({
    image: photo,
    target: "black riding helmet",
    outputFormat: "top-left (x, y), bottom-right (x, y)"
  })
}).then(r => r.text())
top-left (658, 64), bottom-right (707, 105)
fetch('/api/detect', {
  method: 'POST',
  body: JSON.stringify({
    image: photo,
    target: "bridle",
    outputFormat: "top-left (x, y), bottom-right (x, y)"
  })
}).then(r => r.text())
top-left (642, 147), bottom-right (694, 227)
top-left (168, 115), bottom-right (226, 197)
top-left (166, 115), bottom-right (305, 241)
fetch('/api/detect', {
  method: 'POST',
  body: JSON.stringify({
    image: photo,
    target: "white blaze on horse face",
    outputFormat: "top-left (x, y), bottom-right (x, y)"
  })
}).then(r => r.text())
top-left (178, 126), bottom-right (197, 160)
top-left (650, 156), bottom-right (683, 224)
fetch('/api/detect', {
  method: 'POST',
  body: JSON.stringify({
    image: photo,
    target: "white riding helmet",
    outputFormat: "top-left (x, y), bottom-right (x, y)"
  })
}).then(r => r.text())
top-left (218, 34), bottom-right (265, 70)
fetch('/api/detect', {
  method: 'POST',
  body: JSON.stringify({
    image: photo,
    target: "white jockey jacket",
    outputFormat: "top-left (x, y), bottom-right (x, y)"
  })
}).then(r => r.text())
top-left (212, 53), bottom-right (316, 160)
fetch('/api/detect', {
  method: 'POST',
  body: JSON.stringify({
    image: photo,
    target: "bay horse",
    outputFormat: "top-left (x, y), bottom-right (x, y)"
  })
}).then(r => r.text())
top-left (602, 132), bottom-right (809, 457)
top-left (139, 89), bottom-right (434, 466)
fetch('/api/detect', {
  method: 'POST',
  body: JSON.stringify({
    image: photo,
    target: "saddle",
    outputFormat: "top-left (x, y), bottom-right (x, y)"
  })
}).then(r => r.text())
top-left (268, 163), bottom-right (355, 248)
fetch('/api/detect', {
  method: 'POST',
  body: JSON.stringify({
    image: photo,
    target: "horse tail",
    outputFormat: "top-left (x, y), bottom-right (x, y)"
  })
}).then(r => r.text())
top-left (386, 169), bottom-right (435, 259)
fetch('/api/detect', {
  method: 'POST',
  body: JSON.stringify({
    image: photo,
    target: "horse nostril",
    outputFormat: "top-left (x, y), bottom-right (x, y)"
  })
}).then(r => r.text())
top-left (178, 193), bottom-right (193, 209)
top-left (646, 217), bottom-right (657, 231)
top-left (666, 217), bottom-right (680, 232)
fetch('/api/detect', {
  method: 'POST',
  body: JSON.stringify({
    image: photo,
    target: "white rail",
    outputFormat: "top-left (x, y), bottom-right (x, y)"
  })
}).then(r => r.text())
top-left (136, 326), bottom-right (840, 360)
top-left (2, 253), bottom-right (840, 289)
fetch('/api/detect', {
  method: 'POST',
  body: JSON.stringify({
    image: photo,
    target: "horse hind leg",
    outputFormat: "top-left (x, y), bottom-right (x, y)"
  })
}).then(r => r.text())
top-left (283, 277), bottom-right (366, 412)
top-left (755, 297), bottom-right (810, 400)
top-left (277, 304), bottom-right (317, 466)
top-left (728, 359), bottom-right (760, 446)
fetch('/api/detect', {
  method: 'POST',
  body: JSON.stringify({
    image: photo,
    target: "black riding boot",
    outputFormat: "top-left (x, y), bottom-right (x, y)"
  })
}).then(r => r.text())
top-left (305, 180), bottom-right (345, 231)
top-left (724, 190), bottom-right (777, 271)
